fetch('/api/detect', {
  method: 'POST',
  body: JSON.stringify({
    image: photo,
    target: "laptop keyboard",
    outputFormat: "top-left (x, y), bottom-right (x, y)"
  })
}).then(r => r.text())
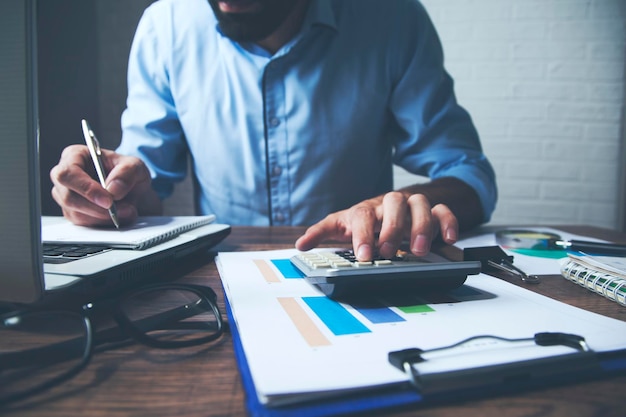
top-left (43, 244), bottom-right (112, 264)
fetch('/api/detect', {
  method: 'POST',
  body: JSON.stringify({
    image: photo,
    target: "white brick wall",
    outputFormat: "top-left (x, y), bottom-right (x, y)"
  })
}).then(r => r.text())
top-left (395, 0), bottom-right (626, 229)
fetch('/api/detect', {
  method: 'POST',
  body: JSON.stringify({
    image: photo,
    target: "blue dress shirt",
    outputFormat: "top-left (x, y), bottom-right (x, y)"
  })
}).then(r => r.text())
top-left (117, 0), bottom-right (497, 226)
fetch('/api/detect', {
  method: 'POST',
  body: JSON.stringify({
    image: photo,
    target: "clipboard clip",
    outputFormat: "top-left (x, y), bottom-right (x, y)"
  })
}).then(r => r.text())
top-left (388, 333), bottom-right (599, 395)
top-left (463, 245), bottom-right (541, 284)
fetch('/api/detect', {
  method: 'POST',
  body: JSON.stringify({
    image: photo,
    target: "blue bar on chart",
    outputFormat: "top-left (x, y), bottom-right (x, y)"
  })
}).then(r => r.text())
top-left (271, 259), bottom-right (305, 279)
top-left (303, 296), bottom-right (371, 336)
top-left (349, 300), bottom-right (406, 324)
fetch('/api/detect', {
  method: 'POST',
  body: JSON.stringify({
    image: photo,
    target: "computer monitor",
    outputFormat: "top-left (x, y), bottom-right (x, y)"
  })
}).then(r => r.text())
top-left (0, 0), bottom-right (44, 303)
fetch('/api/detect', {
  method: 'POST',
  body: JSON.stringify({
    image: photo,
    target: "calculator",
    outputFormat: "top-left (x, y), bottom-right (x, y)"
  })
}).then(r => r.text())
top-left (290, 250), bottom-right (482, 300)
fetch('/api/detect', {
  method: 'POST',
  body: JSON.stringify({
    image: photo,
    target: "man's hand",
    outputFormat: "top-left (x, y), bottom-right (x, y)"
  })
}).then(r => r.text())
top-left (295, 177), bottom-right (483, 261)
top-left (50, 145), bottom-right (162, 227)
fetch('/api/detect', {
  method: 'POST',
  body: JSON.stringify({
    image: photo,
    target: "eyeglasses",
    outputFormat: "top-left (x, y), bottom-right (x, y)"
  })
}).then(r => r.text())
top-left (0, 283), bottom-right (224, 406)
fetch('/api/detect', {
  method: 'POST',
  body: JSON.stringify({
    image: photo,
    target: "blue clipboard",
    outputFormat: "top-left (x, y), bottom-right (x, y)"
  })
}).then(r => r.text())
top-left (224, 291), bottom-right (626, 417)
top-left (224, 292), bottom-right (423, 417)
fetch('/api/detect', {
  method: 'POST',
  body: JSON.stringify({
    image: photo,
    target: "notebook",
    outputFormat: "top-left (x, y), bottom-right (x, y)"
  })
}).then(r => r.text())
top-left (560, 253), bottom-right (626, 307)
top-left (40, 215), bottom-right (230, 299)
top-left (0, 1), bottom-right (230, 307)
top-left (43, 215), bottom-right (217, 250)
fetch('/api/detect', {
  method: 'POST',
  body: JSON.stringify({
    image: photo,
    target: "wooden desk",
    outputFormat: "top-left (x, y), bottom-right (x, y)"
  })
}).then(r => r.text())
top-left (5, 226), bottom-right (626, 417)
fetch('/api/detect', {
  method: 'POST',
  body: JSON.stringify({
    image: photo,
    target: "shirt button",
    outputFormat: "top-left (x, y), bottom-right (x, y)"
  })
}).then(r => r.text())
top-left (275, 212), bottom-right (285, 222)
top-left (269, 117), bottom-right (280, 127)
top-left (273, 166), bottom-right (282, 176)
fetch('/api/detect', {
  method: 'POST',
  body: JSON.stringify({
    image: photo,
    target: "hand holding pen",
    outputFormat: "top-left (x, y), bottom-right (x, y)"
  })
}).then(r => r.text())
top-left (81, 119), bottom-right (120, 228)
top-left (49, 120), bottom-right (162, 227)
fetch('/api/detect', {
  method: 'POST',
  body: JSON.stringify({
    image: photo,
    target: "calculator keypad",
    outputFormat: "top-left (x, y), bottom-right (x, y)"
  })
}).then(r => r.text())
top-left (294, 250), bottom-right (406, 270)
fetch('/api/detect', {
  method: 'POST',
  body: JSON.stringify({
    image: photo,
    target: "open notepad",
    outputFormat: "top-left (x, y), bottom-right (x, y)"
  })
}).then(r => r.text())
top-left (43, 215), bottom-right (216, 250)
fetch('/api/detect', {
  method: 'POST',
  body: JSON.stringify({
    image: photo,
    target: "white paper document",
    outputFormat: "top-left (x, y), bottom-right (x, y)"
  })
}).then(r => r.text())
top-left (217, 248), bottom-right (626, 406)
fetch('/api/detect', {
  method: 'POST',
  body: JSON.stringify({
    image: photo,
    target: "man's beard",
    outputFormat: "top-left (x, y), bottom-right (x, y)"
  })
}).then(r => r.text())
top-left (208, 0), bottom-right (299, 43)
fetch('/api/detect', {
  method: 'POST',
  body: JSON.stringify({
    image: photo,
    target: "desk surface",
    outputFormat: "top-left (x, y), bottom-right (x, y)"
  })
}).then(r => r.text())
top-left (5, 226), bottom-right (626, 417)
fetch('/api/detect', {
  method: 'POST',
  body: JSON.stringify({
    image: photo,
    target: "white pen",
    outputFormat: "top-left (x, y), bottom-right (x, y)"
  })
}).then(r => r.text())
top-left (81, 119), bottom-right (120, 229)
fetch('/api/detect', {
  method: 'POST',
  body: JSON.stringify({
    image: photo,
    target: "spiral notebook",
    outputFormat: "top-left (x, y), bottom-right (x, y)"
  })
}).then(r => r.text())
top-left (560, 254), bottom-right (626, 307)
top-left (42, 215), bottom-right (216, 250)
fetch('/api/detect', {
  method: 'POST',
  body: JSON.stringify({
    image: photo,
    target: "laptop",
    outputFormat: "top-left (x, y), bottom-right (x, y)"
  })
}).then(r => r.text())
top-left (0, 0), bottom-right (230, 307)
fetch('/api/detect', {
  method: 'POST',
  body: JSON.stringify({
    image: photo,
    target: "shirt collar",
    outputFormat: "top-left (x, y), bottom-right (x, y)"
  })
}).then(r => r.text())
top-left (302, 0), bottom-right (338, 33)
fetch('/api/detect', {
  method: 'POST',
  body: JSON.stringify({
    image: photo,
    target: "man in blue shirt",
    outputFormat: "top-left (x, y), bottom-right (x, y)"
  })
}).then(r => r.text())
top-left (51, 0), bottom-right (497, 261)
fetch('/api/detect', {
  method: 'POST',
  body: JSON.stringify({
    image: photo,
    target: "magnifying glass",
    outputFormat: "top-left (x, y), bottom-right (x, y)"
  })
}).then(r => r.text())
top-left (495, 229), bottom-right (626, 257)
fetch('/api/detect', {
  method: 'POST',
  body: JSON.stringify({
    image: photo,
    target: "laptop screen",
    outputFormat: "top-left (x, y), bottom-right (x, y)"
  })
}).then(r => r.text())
top-left (0, 0), bottom-right (45, 304)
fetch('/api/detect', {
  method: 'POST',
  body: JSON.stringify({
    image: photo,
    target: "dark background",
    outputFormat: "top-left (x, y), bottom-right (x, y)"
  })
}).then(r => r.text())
top-left (37, 0), bottom-right (160, 215)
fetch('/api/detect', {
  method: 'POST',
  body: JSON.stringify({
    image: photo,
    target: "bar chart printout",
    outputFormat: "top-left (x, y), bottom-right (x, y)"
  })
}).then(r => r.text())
top-left (217, 248), bottom-right (626, 407)
top-left (253, 255), bottom-right (470, 346)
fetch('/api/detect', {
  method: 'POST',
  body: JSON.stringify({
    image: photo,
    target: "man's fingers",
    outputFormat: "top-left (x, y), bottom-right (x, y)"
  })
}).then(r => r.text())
top-left (50, 145), bottom-right (150, 227)
top-left (295, 215), bottom-right (348, 251)
top-left (295, 203), bottom-right (380, 262)
top-left (432, 203), bottom-right (458, 244)
top-left (376, 192), bottom-right (407, 259)
top-left (103, 150), bottom-right (152, 200)
top-left (294, 224), bottom-right (327, 252)
top-left (407, 194), bottom-right (433, 256)
top-left (348, 204), bottom-right (378, 261)
top-left (51, 184), bottom-right (113, 219)
top-left (295, 193), bottom-right (460, 261)
top-left (50, 148), bottom-right (114, 211)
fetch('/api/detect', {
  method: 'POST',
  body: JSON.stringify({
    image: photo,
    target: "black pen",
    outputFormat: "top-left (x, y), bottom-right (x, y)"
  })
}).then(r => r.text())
top-left (549, 239), bottom-right (626, 256)
top-left (81, 119), bottom-right (120, 229)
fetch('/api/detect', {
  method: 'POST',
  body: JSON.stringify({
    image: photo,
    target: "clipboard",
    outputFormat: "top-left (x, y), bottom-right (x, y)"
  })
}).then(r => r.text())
top-left (225, 295), bottom-right (626, 417)
top-left (224, 294), bottom-right (424, 417)
top-left (216, 249), bottom-right (626, 417)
